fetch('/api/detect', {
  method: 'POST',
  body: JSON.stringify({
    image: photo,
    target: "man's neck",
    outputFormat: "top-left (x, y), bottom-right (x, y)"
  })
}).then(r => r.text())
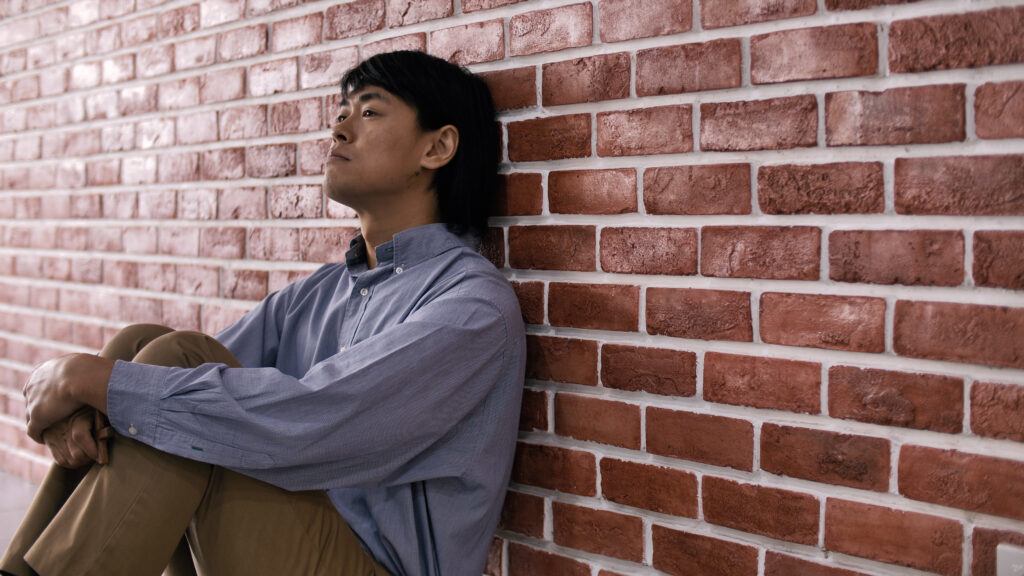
top-left (358, 206), bottom-right (440, 269)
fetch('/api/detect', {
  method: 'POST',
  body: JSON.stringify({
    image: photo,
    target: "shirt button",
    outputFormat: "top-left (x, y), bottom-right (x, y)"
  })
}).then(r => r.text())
top-left (395, 267), bottom-right (404, 275)
top-left (360, 288), bottom-right (368, 296)
top-left (128, 425), bottom-right (138, 436)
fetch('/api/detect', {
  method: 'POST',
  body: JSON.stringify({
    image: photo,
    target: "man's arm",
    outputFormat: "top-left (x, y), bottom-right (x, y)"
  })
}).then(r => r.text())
top-left (23, 353), bottom-right (113, 443)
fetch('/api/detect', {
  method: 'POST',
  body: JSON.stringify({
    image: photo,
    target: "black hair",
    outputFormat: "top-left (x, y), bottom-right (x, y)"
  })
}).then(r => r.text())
top-left (341, 51), bottom-right (499, 238)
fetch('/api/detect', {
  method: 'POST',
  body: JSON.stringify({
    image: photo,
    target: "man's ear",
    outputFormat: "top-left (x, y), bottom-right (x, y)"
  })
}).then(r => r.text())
top-left (421, 125), bottom-right (459, 170)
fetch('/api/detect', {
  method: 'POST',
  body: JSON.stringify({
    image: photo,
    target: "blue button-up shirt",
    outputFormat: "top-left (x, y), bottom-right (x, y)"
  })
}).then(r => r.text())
top-left (106, 223), bottom-right (527, 576)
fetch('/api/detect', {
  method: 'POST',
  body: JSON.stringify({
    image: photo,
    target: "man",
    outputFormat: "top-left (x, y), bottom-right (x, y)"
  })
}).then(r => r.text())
top-left (2, 50), bottom-right (525, 576)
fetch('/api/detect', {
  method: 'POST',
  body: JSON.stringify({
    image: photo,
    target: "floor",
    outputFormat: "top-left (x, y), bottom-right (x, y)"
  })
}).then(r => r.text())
top-left (0, 472), bottom-right (37, 557)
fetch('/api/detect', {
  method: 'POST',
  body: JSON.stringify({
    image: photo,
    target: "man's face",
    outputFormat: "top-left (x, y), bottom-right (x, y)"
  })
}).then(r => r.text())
top-left (323, 85), bottom-right (433, 212)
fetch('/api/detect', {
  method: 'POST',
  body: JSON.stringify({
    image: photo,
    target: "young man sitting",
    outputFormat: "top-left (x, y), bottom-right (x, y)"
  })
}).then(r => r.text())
top-left (2, 50), bottom-right (525, 576)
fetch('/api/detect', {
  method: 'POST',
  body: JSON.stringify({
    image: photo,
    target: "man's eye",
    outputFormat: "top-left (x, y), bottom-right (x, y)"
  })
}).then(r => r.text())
top-left (362, 109), bottom-right (377, 117)
top-left (336, 114), bottom-right (347, 123)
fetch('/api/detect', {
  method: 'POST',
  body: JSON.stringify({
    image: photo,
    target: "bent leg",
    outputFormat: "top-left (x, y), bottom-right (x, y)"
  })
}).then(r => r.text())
top-left (4, 327), bottom-right (242, 576)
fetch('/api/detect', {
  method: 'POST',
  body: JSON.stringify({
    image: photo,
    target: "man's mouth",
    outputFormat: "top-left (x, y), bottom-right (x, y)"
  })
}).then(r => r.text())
top-left (329, 150), bottom-right (349, 161)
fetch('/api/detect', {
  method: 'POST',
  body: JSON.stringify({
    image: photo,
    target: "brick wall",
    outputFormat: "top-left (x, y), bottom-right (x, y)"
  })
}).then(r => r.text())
top-left (1, 0), bottom-right (1023, 574)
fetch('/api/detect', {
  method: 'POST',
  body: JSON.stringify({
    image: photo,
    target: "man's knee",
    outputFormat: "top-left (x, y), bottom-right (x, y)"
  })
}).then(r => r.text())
top-left (133, 331), bottom-right (241, 369)
top-left (101, 324), bottom-right (175, 361)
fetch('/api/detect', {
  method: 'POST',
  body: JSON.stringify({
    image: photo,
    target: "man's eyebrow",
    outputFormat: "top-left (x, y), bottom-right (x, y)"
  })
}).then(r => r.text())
top-left (339, 91), bottom-right (390, 107)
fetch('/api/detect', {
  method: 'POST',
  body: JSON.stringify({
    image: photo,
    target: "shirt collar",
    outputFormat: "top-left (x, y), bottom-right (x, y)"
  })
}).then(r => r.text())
top-left (344, 223), bottom-right (474, 272)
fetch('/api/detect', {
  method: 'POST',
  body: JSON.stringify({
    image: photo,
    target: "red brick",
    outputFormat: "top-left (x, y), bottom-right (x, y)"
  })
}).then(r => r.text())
top-left (510, 281), bottom-right (543, 325)
top-left (270, 98), bottom-right (321, 135)
top-left (761, 293), bottom-right (885, 352)
top-left (102, 55), bottom-right (133, 85)
top-left (895, 300), bottom-right (1024, 369)
top-left (269, 185), bottom-right (321, 219)
top-left (512, 443), bottom-right (596, 496)
top-left (300, 228), bottom-right (357, 263)
top-left (974, 231), bottom-right (1024, 289)
top-left (525, 334), bottom-right (597, 386)
top-left (70, 195), bottom-right (101, 220)
top-left (636, 39), bottom-right (741, 96)
top-left (119, 85), bottom-right (156, 117)
top-left (553, 502), bottom-right (642, 562)
top-left (362, 34), bottom-right (426, 59)
top-left (480, 67), bottom-right (536, 112)
top-left (600, 344), bottom-right (695, 396)
top-left (971, 381), bottom-right (1024, 442)
top-left (548, 283), bottom-right (638, 332)
top-left (704, 352), bottom-right (820, 414)
top-left (386, 0), bottom-right (451, 26)
top-left (160, 228), bottom-right (199, 256)
top-left (703, 477), bottom-right (818, 545)
top-left (220, 105), bottom-right (267, 140)
top-left (220, 24), bottom-right (267, 61)
top-left (900, 445), bottom-right (1024, 520)
top-left (178, 189), bottom-right (218, 220)
top-left (825, 499), bottom-right (962, 576)
top-left (973, 528), bottom-right (1024, 576)
top-left (701, 226), bottom-right (819, 280)
top-left (701, 0), bottom-right (815, 29)
top-left (272, 12), bottom-right (321, 52)
top-left (897, 155), bottom-right (1024, 215)
top-left (159, 77), bottom-right (200, 111)
top-left (652, 526), bottom-right (758, 576)
top-left (246, 144), bottom-right (296, 178)
top-left (495, 173), bottom-right (541, 217)
top-left (462, 0), bottom-right (526, 11)
top-left (549, 169), bottom-right (635, 215)
top-left (200, 228), bottom-right (245, 260)
top-left (200, 0), bottom-right (244, 27)
top-left (889, 7), bottom-right (1024, 73)
top-left (647, 288), bottom-right (752, 342)
top-left (752, 24), bottom-right (876, 84)
top-left (159, 4), bottom-right (199, 38)
top-left (702, 95), bottom-right (817, 151)
top-left (542, 53), bottom-right (629, 106)
top-left (644, 164), bottom-right (750, 215)
top-left (507, 114), bottom-right (590, 162)
top-left (555, 394), bottom-right (640, 448)
top-left (136, 118), bottom-right (175, 149)
top-left (480, 228), bottom-right (504, 269)
top-left (200, 67), bottom-right (245, 104)
top-left (517, 387), bottom-right (546, 431)
top-left (177, 265), bottom-right (219, 297)
top-left (827, 85), bottom-right (965, 146)
top-left (598, 0), bottom-right (691, 42)
top-left (201, 148), bottom-right (245, 181)
top-left (508, 225), bottom-right (595, 271)
top-left (300, 47), bottom-right (358, 89)
top-left (224, 269), bottom-right (268, 301)
top-left (597, 105), bottom-right (692, 156)
top-left (220, 187), bottom-right (267, 220)
top-left (103, 192), bottom-right (138, 219)
top-left (602, 458), bottom-right (697, 517)
top-left (829, 229), bottom-right (964, 286)
top-left (174, 112), bottom-right (216, 146)
top-left (510, 3), bottom-right (592, 56)
top-left (249, 58), bottom-right (297, 97)
top-left (600, 227), bottom-right (697, 275)
top-left (201, 305), bottom-right (248, 335)
top-left (976, 81), bottom-right (1024, 139)
top-left (137, 45), bottom-right (174, 79)
top-left (249, 228), bottom-right (299, 261)
top-left (428, 19), bottom-right (504, 65)
top-left (647, 408), bottom-right (753, 471)
top-left (247, 0), bottom-right (300, 16)
top-left (762, 424), bottom-right (890, 491)
top-left (174, 35), bottom-right (216, 71)
top-left (829, 366), bottom-right (963, 433)
top-left (124, 14), bottom-right (157, 46)
top-left (325, 0), bottom-right (384, 40)
top-left (765, 552), bottom-right (870, 576)
top-left (158, 152), bottom-right (199, 183)
top-left (300, 138), bottom-right (330, 176)
top-left (507, 543), bottom-right (589, 576)
top-left (499, 491), bottom-right (543, 537)
top-left (758, 162), bottom-right (883, 214)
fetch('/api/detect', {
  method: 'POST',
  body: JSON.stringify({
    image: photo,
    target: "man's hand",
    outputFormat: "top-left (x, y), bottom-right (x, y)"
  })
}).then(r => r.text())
top-left (43, 409), bottom-right (100, 468)
top-left (24, 354), bottom-right (115, 443)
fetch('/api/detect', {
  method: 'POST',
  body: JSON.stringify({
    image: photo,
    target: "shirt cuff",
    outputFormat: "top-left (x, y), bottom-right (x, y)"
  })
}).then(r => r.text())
top-left (106, 360), bottom-right (172, 446)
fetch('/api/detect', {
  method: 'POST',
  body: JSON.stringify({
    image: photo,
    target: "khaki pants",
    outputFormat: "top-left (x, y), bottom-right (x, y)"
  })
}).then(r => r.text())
top-left (1, 324), bottom-right (389, 576)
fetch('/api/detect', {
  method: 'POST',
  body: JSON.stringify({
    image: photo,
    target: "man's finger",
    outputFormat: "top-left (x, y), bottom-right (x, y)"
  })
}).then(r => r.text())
top-left (70, 415), bottom-right (100, 462)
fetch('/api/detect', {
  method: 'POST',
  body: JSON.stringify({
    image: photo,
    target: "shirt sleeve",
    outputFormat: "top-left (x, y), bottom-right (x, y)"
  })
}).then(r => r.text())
top-left (106, 289), bottom-right (516, 492)
top-left (214, 282), bottom-right (293, 369)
